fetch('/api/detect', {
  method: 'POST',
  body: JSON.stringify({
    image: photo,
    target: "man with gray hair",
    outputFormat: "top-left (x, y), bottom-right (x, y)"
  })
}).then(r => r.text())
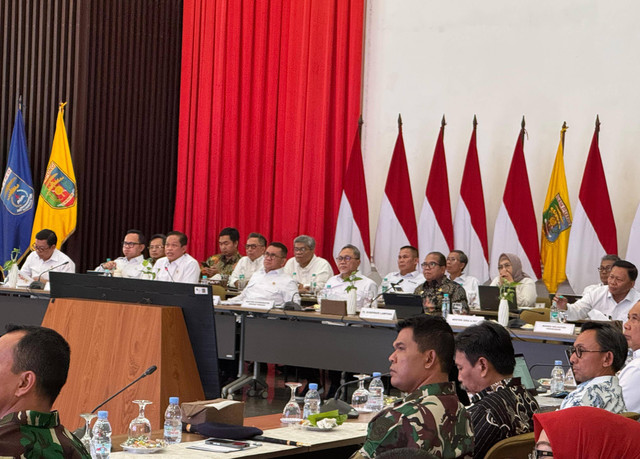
top-left (323, 244), bottom-right (377, 310)
top-left (582, 254), bottom-right (620, 296)
top-left (284, 234), bottom-right (333, 293)
top-left (228, 232), bottom-right (267, 287)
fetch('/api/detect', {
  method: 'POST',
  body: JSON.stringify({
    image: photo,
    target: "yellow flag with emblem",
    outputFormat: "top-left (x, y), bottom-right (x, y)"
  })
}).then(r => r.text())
top-left (541, 123), bottom-right (571, 293)
top-left (30, 103), bottom-right (77, 246)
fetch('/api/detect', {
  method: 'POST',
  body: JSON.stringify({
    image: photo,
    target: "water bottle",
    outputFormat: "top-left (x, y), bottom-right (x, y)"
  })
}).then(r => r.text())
top-left (163, 396), bottom-right (182, 444)
top-left (367, 372), bottom-right (384, 412)
top-left (625, 348), bottom-right (634, 367)
top-left (91, 410), bottom-right (111, 458)
top-left (322, 285), bottom-right (331, 302)
top-left (550, 360), bottom-right (565, 394)
top-left (302, 383), bottom-right (321, 419)
top-left (238, 274), bottom-right (246, 290)
top-left (381, 277), bottom-right (390, 293)
top-left (441, 293), bottom-right (450, 319)
top-left (550, 299), bottom-right (559, 322)
top-left (311, 273), bottom-right (318, 295)
top-left (292, 272), bottom-right (298, 285)
top-left (200, 275), bottom-right (208, 285)
top-left (103, 259), bottom-right (112, 277)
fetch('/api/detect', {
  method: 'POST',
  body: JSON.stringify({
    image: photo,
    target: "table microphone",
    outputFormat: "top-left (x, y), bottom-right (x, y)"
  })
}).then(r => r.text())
top-left (321, 372), bottom-right (391, 418)
top-left (390, 279), bottom-right (404, 291)
top-left (164, 266), bottom-right (175, 281)
top-left (29, 261), bottom-right (69, 289)
top-left (283, 292), bottom-right (302, 311)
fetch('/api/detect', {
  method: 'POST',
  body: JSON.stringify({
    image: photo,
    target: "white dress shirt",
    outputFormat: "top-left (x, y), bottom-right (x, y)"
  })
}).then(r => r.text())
top-left (153, 254), bottom-right (201, 284)
top-left (490, 276), bottom-right (537, 308)
top-left (229, 255), bottom-right (264, 287)
top-left (565, 285), bottom-right (640, 321)
top-left (451, 273), bottom-right (480, 309)
top-left (379, 270), bottom-right (425, 295)
top-left (323, 271), bottom-right (378, 311)
top-left (19, 249), bottom-right (75, 281)
top-left (582, 282), bottom-right (605, 296)
top-left (284, 255), bottom-right (333, 288)
top-left (228, 268), bottom-right (298, 305)
top-left (94, 255), bottom-right (145, 278)
top-left (619, 348), bottom-right (640, 413)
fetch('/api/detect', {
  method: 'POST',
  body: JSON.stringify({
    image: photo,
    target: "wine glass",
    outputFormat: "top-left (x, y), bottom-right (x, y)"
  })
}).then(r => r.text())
top-left (282, 382), bottom-right (302, 423)
top-left (128, 400), bottom-right (152, 440)
top-left (351, 374), bottom-right (370, 411)
top-left (79, 413), bottom-right (96, 452)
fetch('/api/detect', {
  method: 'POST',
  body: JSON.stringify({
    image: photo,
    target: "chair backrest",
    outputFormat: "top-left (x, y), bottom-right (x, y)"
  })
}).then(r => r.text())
top-left (211, 284), bottom-right (226, 300)
top-left (620, 411), bottom-right (640, 421)
top-left (520, 308), bottom-right (550, 325)
top-left (484, 432), bottom-right (535, 459)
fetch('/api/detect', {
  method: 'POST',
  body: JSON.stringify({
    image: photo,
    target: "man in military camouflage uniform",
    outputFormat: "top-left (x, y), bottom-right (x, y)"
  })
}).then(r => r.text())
top-left (414, 252), bottom-right (468, 314)
top-left (351, 315), bottom-right (473, 458)
top-left (0, 325), bottom-right (89, 457)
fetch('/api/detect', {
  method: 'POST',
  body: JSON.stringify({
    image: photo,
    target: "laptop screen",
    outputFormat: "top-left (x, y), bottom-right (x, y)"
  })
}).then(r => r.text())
top-left (513, 354), bottom-right (536, 392)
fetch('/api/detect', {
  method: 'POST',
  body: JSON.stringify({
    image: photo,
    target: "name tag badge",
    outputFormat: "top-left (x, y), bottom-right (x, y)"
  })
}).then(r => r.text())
top-left (534, 322), bottom-right (576, 335)
top-left (242, 300), bottom-right (274, 310)
top-left (446, 315), bottom-right (485, 327)
top-left (359, 308), bottom-right (396, 321)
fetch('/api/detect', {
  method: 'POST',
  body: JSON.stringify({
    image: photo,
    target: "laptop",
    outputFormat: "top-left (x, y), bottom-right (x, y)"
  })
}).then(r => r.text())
top-left (512, 353), bottom-right (540, 395)
top-left (478, 285), bottom-right (518, 312)
top-left (382, 293), bottom-right (424, 319)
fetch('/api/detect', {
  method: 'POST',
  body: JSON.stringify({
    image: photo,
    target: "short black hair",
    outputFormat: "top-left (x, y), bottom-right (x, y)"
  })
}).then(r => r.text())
top-left (341, 244), bottom-right (361, 259)
top-left (451, 250), bottom-right (468, 270)
top-left (150, 233), bottom-right (166, 244)
top-left (612, 260), bottom-right (638, 282)
top-left (166, 231), bottom-right (187, 246)
top-left (269, 242), bottom-right (288, 257)
top-left (400, 245), bottom-right (419, 259)
top-left (247, 232), bottom-right (267, 246)
top-left (5, 325), bottom-right (70, 405)
top-left (581, 321), bottom-right (628, 372)
top-left (397, 315), bottom-right (455, 373)
top-left (35, 229), bottom-right (57, 247)
top-left (219, 227), bottom-right (240, 243)
top-left (126, 229), bottom-right (146, 246)
top-left (427, 251), bottom-right (446, 267)
top-left (455, 321), bottom-right (515, 375)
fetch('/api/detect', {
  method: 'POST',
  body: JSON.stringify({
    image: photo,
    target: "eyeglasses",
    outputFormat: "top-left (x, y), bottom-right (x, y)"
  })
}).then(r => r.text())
top-left (246, 244), bottom-right (263, 250)
top-left (32, 243), bottom-right (51, 252)
top-left (336, 256), bottom-right (358, 262)
top-left (293, 246), bottom-right (310, 253)
top-left (497, 263), bottom-right (512, 270)
top-left (122, 241), bottom-right (142, 247)
top-left (569, 346), bottom-right (609, 359)
top-left (598, 266), bottom-right (613, 272)
top-left (149, 245), bottom-right (164, 250)
top-left (264, 252), bottom-right (284, 259)
top-left (421, 262), bottom-right (441, 269)
top-left (528, 450), bottom-right (553, 459)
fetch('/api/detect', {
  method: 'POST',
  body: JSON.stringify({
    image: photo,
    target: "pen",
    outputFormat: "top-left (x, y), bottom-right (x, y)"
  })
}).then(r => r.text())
top-left (252, 435), bottom-right (309, 447)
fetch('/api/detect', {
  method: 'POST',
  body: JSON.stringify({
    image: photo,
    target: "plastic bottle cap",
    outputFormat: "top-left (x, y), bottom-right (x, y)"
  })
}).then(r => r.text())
top-left (372, 372), bottom-right (381, 377)
top-left (308, 383), bottom-right (318, 390)
top-left (98, 410), bottom-right (108, 419)
top-left (169, 396), bottom-right (179, 404)
top-left (554, 360), bottom-right (563, 365)
top-left (443, 293), bottom-right (449, 297)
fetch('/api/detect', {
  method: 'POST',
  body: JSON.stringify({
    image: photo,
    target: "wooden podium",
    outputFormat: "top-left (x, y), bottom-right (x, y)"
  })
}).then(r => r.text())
top-left (42, 298), bottom-right (205, 435)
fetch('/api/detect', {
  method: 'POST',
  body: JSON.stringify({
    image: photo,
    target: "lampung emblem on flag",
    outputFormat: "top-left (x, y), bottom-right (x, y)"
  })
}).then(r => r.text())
top-left (542, 193), bottom-right (571, 243)
top-left (40, 162), bottom-right (76, 209)
top-left (1, 168), bottom-right (34, 215)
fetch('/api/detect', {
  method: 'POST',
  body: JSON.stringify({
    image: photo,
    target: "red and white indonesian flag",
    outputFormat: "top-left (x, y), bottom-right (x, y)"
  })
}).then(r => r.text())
top-left (566, 117), bottom-right (617, 293)
top-left (453, 117), bottom-right (489, 282)
top-left (490, 118), bottom-right (541, 279)
top-left (418, 117), bottom-right (453, 260)
top-left (374, 116), bottom-right (418, 277)
top-left (333, 122), bottom-right (371, 274)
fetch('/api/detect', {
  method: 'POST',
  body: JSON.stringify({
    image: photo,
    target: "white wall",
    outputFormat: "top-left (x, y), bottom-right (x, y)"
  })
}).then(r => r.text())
top-left (362, 0), bottom-right (640, 267)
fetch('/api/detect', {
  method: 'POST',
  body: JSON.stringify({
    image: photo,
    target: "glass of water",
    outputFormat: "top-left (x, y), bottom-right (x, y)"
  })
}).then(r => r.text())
top-left (452, 302), bottom-right (463, 315)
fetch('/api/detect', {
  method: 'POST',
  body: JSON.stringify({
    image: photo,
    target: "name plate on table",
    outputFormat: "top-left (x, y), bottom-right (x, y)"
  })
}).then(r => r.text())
top-left (241, 300), bottom-right (274, 310)
top-left (447, 315), bottom-right (485, 327)
top-left (534, 321), bottom-right (576, 335)
top-left (359, 308), bottom-right (396, 321)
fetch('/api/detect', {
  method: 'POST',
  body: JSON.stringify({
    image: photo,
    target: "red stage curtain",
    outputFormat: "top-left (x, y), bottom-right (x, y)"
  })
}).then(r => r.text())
top-left (175, 0), bottom-right (364, 262)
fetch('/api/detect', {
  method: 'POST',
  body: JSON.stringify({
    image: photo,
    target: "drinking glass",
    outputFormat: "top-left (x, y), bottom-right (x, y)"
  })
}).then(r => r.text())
top-left (282, 382), bottom-right (302, 423)
top-left (79, 413), bottom-right (96, 452)
top-left (351, 374), bottom-right (370, 411)
top-left (128, 400), bottom-right (152, 440)
top-left (452, 302), bottom-right (463, 315)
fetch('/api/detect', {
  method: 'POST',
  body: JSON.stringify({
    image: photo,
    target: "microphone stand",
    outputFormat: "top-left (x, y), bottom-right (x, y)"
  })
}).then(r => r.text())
top-left (29, 261), bottom-right (69, 290)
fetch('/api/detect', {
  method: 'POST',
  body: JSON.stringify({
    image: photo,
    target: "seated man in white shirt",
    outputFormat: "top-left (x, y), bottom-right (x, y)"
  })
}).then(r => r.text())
top-left (582, 254), bottom-right (620, 296)
top-left (324, 244), bottom-right (377, 310)
top-left (283, 235), bottom-right (333, 293)
top-left (447, 250), bottom-right (480, 309)
top-left (94, 229), bottom-right (146, 278)
top-left (227, 242), bottom-right (298, 306)
top-left (555, 260), bottom-right (640, 322)
top-left (619, 300), bottom-right (640, 413)
top-left (379, 245), bottom-right (424, 294)
top-left (560, 321), bottom-right (627, 413)
top-left (19, 229), bottom-right (75, 286)
top-left (228, 232), bottom-right (267, 288)
top-left (153, 231), bottom-right (201, 284)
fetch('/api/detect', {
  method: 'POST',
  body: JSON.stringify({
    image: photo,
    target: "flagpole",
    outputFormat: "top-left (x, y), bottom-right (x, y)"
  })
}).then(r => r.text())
top-left (561, 121), bottom-right (568, 151)
top-left (397, 113), bottom-right (402, 130)
top-left (473, 114), bottom-right (477, 130)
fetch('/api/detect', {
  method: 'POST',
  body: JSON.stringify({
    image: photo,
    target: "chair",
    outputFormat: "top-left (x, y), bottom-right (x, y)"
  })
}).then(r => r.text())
top-left (620, 411), bottom-right (640, 421)
top-left (484, 432), bottom-right (535, 459)
top-left (211, 284), bottom-right (226, 300)
top-left (520, 308), bottom-right (550, 325)
top-left (536, 296), bottom-right (551, 308)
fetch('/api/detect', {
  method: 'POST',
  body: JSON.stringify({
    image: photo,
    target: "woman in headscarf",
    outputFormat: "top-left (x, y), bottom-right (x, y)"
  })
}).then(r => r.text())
top-left (532, 406), bottom-right (640, 459)
top-left (489, 253), bottom-right (537, 308)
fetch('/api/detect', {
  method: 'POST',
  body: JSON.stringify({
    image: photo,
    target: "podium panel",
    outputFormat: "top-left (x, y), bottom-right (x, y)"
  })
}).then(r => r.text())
top-left (42, 298), bottom-right (204, 434)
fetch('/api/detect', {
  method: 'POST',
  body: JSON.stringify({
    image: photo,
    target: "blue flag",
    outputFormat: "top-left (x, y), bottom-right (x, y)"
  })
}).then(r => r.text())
top-left (0, 108), bottom-right (35, 266)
